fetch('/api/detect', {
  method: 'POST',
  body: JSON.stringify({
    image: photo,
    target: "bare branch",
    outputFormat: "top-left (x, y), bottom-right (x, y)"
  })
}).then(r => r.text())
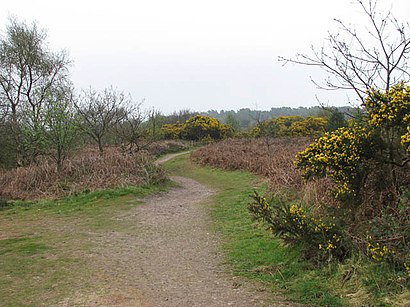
top-left (279, 0), bottom-right (410, 103)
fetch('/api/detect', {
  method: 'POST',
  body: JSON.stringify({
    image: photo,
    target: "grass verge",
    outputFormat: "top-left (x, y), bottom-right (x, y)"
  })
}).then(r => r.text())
top-left (0, 181), bottom-right (172, 306)
top-left (163, 153), bottom-right (409, 306)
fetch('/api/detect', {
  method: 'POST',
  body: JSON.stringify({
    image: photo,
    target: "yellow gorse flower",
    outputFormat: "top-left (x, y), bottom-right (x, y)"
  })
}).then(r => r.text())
top-left (295, 125), bottom-right (374, 199)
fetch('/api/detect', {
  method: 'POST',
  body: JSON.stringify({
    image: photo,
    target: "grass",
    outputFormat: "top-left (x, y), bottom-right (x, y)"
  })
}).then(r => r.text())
top-left (164, 153), bottom-right (410, 306)
top-left (0, 181), bottom-right (172, 306)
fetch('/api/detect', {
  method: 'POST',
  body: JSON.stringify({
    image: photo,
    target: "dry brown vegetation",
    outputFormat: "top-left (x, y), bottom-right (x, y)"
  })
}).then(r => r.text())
top-left (147, 140), bottom-right (191, 156)
top-left (191, 137), bottom-right (336, 206)
top-left (0, 146), bottom-right (166, 200)
top-left (192, 137), bottom-right (328, 197)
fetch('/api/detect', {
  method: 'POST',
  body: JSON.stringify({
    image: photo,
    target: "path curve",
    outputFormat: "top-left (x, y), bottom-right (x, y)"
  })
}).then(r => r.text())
top-left (154, 151), bottom-right (191, 165)
top-left (67, 152), bottom-right (291, 306)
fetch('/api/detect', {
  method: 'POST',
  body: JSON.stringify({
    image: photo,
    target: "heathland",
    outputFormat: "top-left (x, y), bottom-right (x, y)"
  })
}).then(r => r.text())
top-left (1, 1), bottom-right (410, 305)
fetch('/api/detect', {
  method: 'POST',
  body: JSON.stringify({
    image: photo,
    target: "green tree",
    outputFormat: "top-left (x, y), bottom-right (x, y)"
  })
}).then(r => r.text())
top-left (147, 108), bottom-right (165, 140)
top-left (0, 17), bottom-right (70, 165)
top-left (42, 85), bottom-right (81, 171)
top-left (224, 113), bottom-right (241, 133)
top-left (0, 121), bottom-right (16, 168)
top-left (325, 108), bottom-right (347, 132)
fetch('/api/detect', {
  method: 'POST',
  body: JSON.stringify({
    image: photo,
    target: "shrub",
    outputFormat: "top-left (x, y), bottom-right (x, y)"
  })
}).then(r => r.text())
top-left (161, 115), bottom-right (232, 141)
top-left (252, 116), bottom-right (327, 138)
top-left (161, 122), bottom-right (184, 139)
top-left (293, 82), bottom-right (410, 274)
top-left (181, 115), bottom-right (232, 141)
top-left (249, 191), bottom-right (350, 262)
top-left (295, 124), bottom-right (376, 201)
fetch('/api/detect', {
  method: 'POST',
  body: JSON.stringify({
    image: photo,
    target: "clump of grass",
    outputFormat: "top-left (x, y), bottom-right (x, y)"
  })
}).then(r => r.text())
top-left (0, 236), bottom-right (50, 256)
top-left (0, 197), bottom-right (11, 210)
top-left (0, 146), bottom-right (166, 200)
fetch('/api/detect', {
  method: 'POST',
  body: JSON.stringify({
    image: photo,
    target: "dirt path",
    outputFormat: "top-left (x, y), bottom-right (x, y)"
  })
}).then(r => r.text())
top-left (154, 151), bottom-right (191, 165)
top-left (65, 152), bottom-right (290, 306)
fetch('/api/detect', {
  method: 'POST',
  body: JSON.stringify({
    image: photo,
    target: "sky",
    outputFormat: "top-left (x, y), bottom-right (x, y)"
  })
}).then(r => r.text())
top-left (1, 0), bottom-right (410, 114)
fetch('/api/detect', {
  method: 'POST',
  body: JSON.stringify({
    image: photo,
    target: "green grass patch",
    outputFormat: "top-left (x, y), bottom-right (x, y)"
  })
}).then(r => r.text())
top-left (0, 236), bottom-right (49, 256)
top-left (0, 180), bottom-right (172, 306)
top-left (0, 233), bottom-right (86, 306)
top-left (163, 153), bottom-right (410, 306)
top-left (3, 181), bottom-right (172, 216)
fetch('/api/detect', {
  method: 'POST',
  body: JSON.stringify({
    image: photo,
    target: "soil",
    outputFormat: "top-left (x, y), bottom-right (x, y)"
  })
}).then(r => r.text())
top-left (62, 152), bottom-right (292, 306)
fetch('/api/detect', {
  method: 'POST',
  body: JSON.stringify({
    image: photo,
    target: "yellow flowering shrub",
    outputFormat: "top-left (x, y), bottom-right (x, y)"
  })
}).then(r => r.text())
top-left (161, 122), bottom-right (184, 139)
top-left (402, 126), bottom-right (410, 152)
top-left (365, 83), bottom-right (410, 128)
top-left (293, 82), bottom-right (410, 276)
top-left (295, 125), bottom-right (375, 199)
top-left (364, 82), bottom-right (410, 154)
top-left (405, 255), bottom-right (410, 277)
top-left (249, 191), bottom-right (349, 261)
top-left (182, 115), bottom-right (232, 141)
top-left (366, 237), bottom-right (395, 262)
top-left (290, 116), bottom-right (328, 136)
top-left (160, 115), bottom-right (232, 141)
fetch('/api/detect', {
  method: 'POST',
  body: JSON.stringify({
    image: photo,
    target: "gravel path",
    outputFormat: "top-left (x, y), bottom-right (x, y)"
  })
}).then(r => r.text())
top-left (66, 152), bottom-right (291, 306)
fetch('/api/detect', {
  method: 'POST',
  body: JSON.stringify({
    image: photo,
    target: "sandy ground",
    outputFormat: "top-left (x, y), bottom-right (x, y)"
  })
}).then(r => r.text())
top-left (62, 152), bottom-right (292, 306)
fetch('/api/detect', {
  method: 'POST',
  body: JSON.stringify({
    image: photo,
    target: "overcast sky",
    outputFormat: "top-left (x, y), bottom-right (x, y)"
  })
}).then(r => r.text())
top-left (1, 0), bottom-right (410, 114)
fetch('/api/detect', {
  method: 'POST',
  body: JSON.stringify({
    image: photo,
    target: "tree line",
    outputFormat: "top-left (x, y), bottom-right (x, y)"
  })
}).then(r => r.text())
top-left (0, 18), bottom-right (200, 170)
top-left (0, 17), bottom-right (350, 171)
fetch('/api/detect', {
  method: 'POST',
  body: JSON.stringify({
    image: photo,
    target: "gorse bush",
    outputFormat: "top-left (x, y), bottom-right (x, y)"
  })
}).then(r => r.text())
top-left (274, 82), bottom-right (409, 276)
top-left (242, 83), bottom-right (410, 279)
top-left (161, 122), bottom-right (185, 140)
top-left (182, 115), bottom-right (232, 141)
top-left (295, 124), bottom-right (376, 201)
top-left (365, 82), bottom-right (410, 158)
top-left (161, 115), bottom-right (232, 141)
top-left (249, 191), bottom-right (350, 262)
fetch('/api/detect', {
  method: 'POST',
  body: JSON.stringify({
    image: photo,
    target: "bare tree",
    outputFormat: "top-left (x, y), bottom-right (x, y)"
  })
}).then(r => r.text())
top-left (75, 87), bottom-right (130, 153)
top-left (115, 101), bottom-right (152, 153)
top-left (250, 108), bottom-right (277, 159)
top-left (147, 108), bottom-right (165, 140)
top-left (164, 109), bottom-right (198, 125)
top-left (279, 0), bottom-right (410, 103)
